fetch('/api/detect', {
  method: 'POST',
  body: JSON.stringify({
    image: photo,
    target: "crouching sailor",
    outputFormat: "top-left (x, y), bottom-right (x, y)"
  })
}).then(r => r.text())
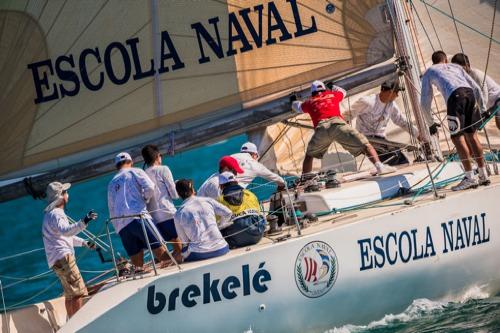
top-left (42, 182), bottom-right (97, 318)
top-left (174, 179), bottom-right (232, 262)
top-left (217, 172), bottom-right (266, 248)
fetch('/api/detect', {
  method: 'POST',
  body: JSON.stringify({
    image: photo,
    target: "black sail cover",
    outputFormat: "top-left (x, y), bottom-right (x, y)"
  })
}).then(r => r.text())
top-left (0, 0), bottom-right (393, 180)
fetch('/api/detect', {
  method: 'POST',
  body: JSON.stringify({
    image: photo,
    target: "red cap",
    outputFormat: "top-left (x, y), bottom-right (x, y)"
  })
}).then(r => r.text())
top-left (219, 156), bottom-right (244, 174)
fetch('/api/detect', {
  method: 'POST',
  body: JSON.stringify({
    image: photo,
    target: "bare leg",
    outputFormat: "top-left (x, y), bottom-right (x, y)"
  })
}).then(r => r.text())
top-left (364, 144), bottom-right (381, 165)
top-left (66, 296), bottom-right (84, 318)
top-left (130, 250), bottom-right (144, 268)
top-left (464, 132), bottom-right (485, 168)
top-left (152, 246), bottom-right (171, 267)
top-left (170, 238), bottom-right (183, 262)
top-left (451, 135), bottom-right (473, 171)
top-left (302, 155), bottom-right (314, 174)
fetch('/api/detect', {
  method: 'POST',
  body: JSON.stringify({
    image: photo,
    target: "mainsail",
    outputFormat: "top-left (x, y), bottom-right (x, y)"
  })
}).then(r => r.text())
top-left (0, 0), bottom-right (394, 200)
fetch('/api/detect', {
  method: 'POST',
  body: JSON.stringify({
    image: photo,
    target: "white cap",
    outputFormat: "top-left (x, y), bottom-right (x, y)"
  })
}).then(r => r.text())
top-left (311, 80), bottom-right (326, 93)
top-left (240, 142), bottom-right (259, 156)
top-left (114, 152), bottom-right (132, 166)
top-left (219, 171), bottom-right (237, 185)
top-left (45, 182), bottom-right (71, 212)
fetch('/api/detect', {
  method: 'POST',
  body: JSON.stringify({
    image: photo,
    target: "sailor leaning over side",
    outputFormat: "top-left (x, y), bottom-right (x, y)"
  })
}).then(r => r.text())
top-left (451, 52), bottom-right (500, 131)
top-left (174, 179), bottom-right (232, 262)
top-left (217, 172), bottom-right (266, 249)
top-left (292, 80), bottom-right (397, 177)
top-left (107, 152), bottom-right (171, 271)
top-left (420, 50), bottom-right (490, 191)
top-left (231, 142), bottom-right (286, 190)
top-left (198, 155), bottom-right (244, 199)
top-left (343, 80), bottom-right (421, 165)
top-left (42, 182), bottom-right (97, 318)
top-left (141, 144), bottom-right (182, 262)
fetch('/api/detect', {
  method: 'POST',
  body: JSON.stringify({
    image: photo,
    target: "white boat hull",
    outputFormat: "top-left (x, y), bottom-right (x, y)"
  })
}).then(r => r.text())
top-left (62, 183), bottom-right (500, 333)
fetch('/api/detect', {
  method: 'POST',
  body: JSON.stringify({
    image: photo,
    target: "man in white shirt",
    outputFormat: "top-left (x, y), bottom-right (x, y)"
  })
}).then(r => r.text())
top-left (344, 81), bottom-right (420, 165)
top-left (107, 152), bottom-right (170, 270)
top-left (198, 156), bottom-right (244, 199)
top-left (231, 142), bottom-right (286, 190)
top-left (42, 182), bottom-right (97, 317)
top-left (421, 50), bottom-right (489, 191)
top-left (174, 179), bottom-right (232, 262)
top-left (451, 53), bottom-right (500, 130)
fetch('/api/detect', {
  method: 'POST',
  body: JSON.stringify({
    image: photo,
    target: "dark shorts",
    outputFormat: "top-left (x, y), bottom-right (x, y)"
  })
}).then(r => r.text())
top-left (156, 219), bottom-right (178, 241)
top-left (447, 87), bottom-right (480, 136)
top-left (183, 245), bottom-right (229, 262)
top-left (221, 215), bottom-right (265, 249)
top-left (118, 219), bottom-right (162, 257)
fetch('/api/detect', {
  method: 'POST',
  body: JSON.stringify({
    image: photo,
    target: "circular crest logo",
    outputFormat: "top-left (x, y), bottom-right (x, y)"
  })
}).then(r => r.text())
top-left (294, 241), bottom-right (338, 298)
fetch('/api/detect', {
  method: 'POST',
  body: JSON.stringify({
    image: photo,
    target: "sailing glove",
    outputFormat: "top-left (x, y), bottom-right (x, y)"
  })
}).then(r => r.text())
top-left (83, 210), bottom-right (98, 224)
top-left (429, 123), bottom-right (441, 135)
top-left (85, 241), bottom-right (96, 250)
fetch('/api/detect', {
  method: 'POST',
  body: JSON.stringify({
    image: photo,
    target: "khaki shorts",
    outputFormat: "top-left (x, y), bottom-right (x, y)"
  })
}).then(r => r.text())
top-left (52, 254), bottom-right (88, 300)
top-left (306, 117), bottom-right (369, 158)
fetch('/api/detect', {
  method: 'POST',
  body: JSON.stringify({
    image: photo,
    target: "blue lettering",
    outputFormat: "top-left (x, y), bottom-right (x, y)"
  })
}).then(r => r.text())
top-left (242, 264), bottom-right (251, 295)
top-left (481, 213), bottom-right (490, 243)
top-left (399, 231), bottom-right (412, 263)
top-left (221, 276), bottom-right (240, 299)
top-left (455, 218), bottom-right (465, 250)
top-left (192, 18), bottom-right (224, 64)
top-left (28, 60), bottom-right (59, 104)
top-left (79, 48), bottom-right (104, 91)
top-left (227, 12), bottom-right (253, 56)
top-left (252, 262), bottom-right (271, 293)
top-left (203, 273), bottom-right (221, 304)
top-left (55, 55), bottom-right (80, 98)
top-left (147, 285), bottom-right (166, 315)
top-left (473, 215), bottom-right (482, 245)
top-left (386, 232), bottom-right (398, 265)
top-left (441, 221), bottom-right (454, 253)
top-left (181, 284), bottom-right (200, 308)
top-left (287, 0), bottom-right (318, 38)
top-left (424, 226), bottom-right (436, 257)
top-left (462, 216), bottom-right (472, 247)
top-left (126, 37), bottom-right (155, 80)
top-left (239, 5), bottom-right (264, 48)
top-left (158, 30), bottom-right (185, 73)
top-left (358, 238), bottom-right (373, 271)
top-left (266, 1), bottom-right (293, 45)
top-left (411, 229), bottom-right (424, 260)
top-left (104, 42), bottom-right (131, 85)
top-left (373, 236), bottom-right (385, 268)
top-left (168, 287), bottom-right (179, 311)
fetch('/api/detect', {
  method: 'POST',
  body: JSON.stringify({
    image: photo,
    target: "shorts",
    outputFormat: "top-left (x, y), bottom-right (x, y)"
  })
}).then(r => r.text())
top-left (221, 215), bottom-right (265, 249)
top-left (306, 117), bottom-right (369, 158)
top-left (118, 219), bottom-right (163, 257)
top-left (156, 219), bottom-right (178, 241)
top-left (52, 254), bottom-right (88, 300)
top-left (447, 87), bottom-right (480, 136)
top-left (183, 245), bottom-right (229, 262)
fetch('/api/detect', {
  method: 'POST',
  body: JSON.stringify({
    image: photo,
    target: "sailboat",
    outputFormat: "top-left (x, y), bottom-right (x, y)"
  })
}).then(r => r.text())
top-left (0, 0), bottom-right (499, 332)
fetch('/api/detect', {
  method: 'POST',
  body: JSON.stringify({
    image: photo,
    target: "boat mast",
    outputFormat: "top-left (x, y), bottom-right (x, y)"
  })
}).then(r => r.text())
top-left (385, 0), bottom-right (443, 160)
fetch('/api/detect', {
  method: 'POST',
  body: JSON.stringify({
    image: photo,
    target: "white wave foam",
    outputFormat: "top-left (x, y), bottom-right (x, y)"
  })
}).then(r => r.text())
top-left (457, 285), bottom-right (489, 303)
top-left (326, 298), bottom-right (446, 333)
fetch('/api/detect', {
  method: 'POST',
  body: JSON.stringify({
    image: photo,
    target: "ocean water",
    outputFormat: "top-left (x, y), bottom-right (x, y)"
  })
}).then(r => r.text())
top-left (0, 134), bottom-right (499, 332)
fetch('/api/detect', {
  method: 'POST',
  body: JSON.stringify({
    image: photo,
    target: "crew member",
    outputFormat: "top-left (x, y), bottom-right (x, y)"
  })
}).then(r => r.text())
top-left (142, 144), bottom-right (182, 261)
top-left (344, 81), bottom-right (420, 165)
top-left (451, 53), bottom-right (500, 130)
top-left (292, 80), bottom-right (397, 175)
top-left (107, 152), bottom-right (170, 271)
top-left (42, 182), bottom-right (97, 317)
top-left (217, 172), bottom-right (266, 248)
top-left (231, 142), bottom-right (286, 190)
top-left (174, 179), bottom-right (232, 262)
top-left (198, 156), bottom-right (244, 199)
top-left (421, 51), bottom-right (489, 190)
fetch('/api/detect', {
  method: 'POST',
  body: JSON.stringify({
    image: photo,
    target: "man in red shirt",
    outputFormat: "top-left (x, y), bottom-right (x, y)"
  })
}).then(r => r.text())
top-left (292, 80), bottom-right (396, 175)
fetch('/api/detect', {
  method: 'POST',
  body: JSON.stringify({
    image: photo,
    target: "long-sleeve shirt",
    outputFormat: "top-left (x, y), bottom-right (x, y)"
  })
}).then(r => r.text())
top-left (42, 208), bottom-right (86, 268)
top-left (292, 85), bottom-right (347, 128)
top-left (231, 153), bottom-right (285, 188)
top-left (421, 63), bottom-right (485, 125)
top-left (468, 68), bottom-right (500, 109)
top-left (344, 94), bottom-right (418, 138)
top-left (197, 173), bottom-right (221, 199)
top-left (107, 167), bottom-right (155, 233)
top-left (174, 196), bottom-right (231, 254)
top-left (145, 165), bottom-right (178, 223)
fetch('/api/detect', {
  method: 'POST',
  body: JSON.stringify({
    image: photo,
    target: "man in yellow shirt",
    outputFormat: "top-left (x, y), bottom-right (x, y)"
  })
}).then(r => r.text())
top-left (217, 172), bottom-right (265, 248)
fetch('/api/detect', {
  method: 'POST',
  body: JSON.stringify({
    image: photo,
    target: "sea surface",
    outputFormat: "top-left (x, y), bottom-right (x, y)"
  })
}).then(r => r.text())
top-left (0, 134), bottom-right (499, 332)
